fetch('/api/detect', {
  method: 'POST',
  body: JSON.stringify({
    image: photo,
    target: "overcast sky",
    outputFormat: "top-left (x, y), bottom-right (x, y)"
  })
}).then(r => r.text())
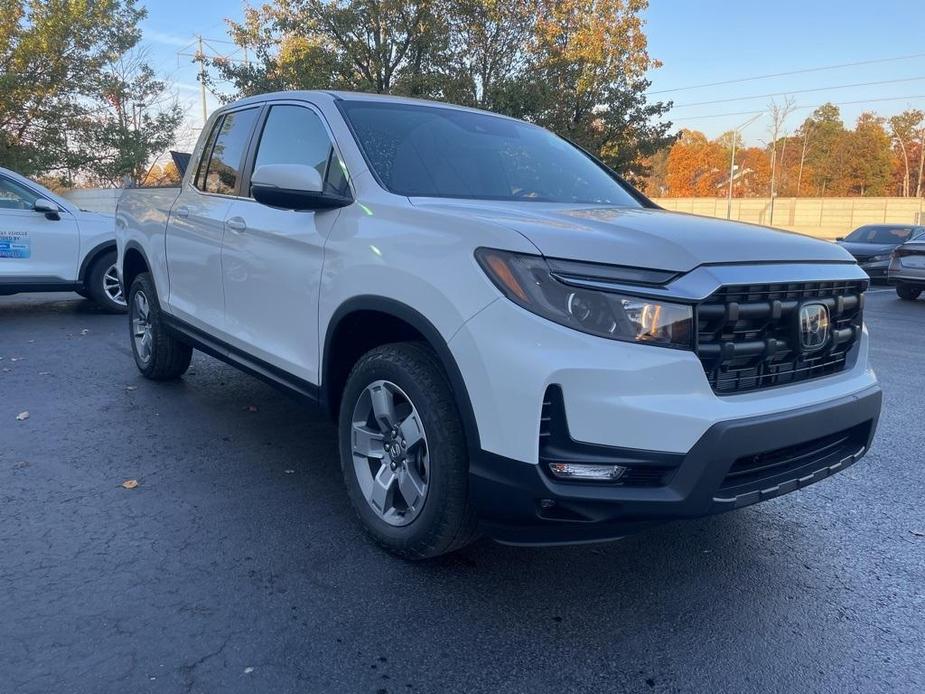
top-left (141, 0), bottom-right (925, 149)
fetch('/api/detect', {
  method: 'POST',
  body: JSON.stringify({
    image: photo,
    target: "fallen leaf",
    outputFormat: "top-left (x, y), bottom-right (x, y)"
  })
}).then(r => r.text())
top-left (121, 479), bottom-right (139, 489)
top-left (246, 404), bottom-right (258, 412)
top-left (285, 469), bottom-right (295, 474)
top-left (16, 411), bottom-right (29, 421)
top-left (126, 386), bottom-right (137, 391)
top-left (38, 371), bottom-right (50, 376)
top-left (244, 667), bottom-right (255, 674)
top-left (80, 329), bottom-right (89, 335)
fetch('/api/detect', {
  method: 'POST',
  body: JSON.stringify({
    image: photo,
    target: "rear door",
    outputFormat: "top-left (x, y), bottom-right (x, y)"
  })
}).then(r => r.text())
top-left (0, 174), bottom-right (80, 282)
top-left (220, 101), bottom-right (351, 384)
top-left (165, 106), bottom-right (261, 332)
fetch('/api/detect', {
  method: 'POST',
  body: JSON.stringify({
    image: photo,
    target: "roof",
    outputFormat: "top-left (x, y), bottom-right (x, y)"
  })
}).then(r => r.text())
top-left (219, 89), bottom-right (522, 122)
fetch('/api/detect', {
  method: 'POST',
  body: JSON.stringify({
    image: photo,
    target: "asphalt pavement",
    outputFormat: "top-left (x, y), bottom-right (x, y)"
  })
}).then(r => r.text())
top-left (1, 288), bottom-right (923, 694)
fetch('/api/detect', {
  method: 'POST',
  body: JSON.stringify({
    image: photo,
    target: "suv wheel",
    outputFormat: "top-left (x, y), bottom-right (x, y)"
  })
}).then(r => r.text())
top-left (87, 250), bottom-right (127, 312)
top-left (128, 272), bottom-right (193, 380)
top-left (896, 285), bottom-right (922, 301)
top-left (339, 342), bottom-right (478, 559)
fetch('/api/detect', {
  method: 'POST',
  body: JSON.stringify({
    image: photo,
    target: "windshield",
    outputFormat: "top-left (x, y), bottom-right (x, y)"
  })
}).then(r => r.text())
top-left (339, 101), bottom-right (641, 206)
top-left (844, 225), bottom-right (918, 244)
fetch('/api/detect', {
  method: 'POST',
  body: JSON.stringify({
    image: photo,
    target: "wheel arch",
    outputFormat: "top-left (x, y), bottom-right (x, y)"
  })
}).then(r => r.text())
top-left (121, 241), bottom-right (154, 296)
top-left (322, 296), bottom-right (481, 453)
top-left (78, 241), bottom-right (117, 284)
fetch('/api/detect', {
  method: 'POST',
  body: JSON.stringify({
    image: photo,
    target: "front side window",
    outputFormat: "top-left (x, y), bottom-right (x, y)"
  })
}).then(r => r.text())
top-left (339, 101), bottom-right (640, 206)
top-left (0, 176), bottom-right (39, 210)
top-left (200, 108), bottom-right (260, 196)
top-left (252, 105), bottom-right (349, 196)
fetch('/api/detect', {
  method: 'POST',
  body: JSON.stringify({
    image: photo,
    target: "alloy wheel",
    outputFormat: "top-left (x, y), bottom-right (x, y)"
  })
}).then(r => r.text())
top-left (350, 380), bottom-right (430, 527)
top-left (103, 264), bottom-right (126, 306)
top-left (132, 290), bottom-right (153, 364)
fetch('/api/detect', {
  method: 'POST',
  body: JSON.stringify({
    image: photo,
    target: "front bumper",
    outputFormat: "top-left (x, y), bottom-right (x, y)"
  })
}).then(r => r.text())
top-left (471, 384), bottom-right (881, 545)
top-left (859, 261), bottom-right (889, 279)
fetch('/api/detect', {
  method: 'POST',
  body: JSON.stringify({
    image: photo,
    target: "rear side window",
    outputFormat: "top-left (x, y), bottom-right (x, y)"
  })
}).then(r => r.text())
top-left (198, 108), bottom-right (259, 195)
top-left (252, 105), bottom-right (349, 197)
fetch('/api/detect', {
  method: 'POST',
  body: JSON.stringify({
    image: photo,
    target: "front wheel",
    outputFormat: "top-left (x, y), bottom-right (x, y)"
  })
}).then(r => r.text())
top-left (87, 250), bottom-right (127, 312)
top-left (896, 285), bottom-right (922, 301)
top-left (339, 342), bottom-right (478, 559)
top-left (128, 273), bottom-right (192, 380)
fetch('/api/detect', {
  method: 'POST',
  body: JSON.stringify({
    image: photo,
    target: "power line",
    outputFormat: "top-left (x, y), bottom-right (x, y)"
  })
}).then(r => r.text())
top-left (680, 94), bottom-right (925, 120)
top-left (671, 76), bottom-right (925, 108)
top-left (647, 52), bottom-right (925, 95)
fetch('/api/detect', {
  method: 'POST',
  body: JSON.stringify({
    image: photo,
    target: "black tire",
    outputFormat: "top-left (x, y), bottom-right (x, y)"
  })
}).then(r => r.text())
top-left (127, 272), bottom-right (192, 380)
top-left (87, 250), bottom-right (127, 313)
top-left (896, 285), bottom-right (922, 301)
top-left (338, 342), bottom-right (478, 559)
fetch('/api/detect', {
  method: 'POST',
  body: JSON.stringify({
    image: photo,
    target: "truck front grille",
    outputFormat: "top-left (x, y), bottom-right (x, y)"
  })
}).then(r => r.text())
top-left (696, 280), bottom-right (866, 394)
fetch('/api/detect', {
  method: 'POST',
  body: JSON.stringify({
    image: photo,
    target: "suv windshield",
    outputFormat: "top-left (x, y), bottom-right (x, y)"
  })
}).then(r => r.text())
top-left (844, 225), bottom-right (919, 244)
top-left (339, 100), bottom-right (641, 206)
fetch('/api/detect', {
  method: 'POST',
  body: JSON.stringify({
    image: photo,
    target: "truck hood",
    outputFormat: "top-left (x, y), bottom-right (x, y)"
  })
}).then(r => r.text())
top-left (411, 200), bottom-right (854, 272)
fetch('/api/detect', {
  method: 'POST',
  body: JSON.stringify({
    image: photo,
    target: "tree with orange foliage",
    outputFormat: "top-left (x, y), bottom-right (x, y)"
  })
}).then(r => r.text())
top-left (665, 130), bottom-right (726, 196)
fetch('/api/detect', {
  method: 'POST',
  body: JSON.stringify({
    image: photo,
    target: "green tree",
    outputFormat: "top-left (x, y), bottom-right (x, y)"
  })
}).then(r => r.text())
top-left (0, 1), bottom-right (182, 185)
top-left (70, 50), bottom-right (185, 185)
top-left (843, 113), bottom-right (893, 196)
top-left (206, 0), bottom-right (672, 176)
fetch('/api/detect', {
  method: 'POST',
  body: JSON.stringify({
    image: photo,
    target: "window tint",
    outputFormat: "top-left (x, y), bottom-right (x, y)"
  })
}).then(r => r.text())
top-left (202, 108), bottom-right (259, 195)
top-left (339, 101), bottom-right (640, 206)
top-left (253, 105), bottom-right (348, 196)
top-left (0, 176), bottom-right (39, 210)
top-left (193, 119), bottom-right (222, 191)
top-left (845, 225), bottom-right (915, 244)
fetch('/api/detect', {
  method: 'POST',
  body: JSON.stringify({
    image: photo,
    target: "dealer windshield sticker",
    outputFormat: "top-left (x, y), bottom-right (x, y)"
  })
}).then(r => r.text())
top-left (0, 231), bottom-right (31, 259)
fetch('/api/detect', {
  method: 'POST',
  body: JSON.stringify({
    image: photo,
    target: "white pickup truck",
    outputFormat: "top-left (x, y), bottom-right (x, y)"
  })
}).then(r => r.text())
top-left (0, 167), bottom-right (124, 311)
top-left (116, 91), bottom-right (881, 559)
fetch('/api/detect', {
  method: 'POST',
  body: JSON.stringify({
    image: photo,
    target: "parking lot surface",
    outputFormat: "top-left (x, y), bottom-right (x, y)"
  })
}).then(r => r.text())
top-left (1, 289), bottom-right (923, 693)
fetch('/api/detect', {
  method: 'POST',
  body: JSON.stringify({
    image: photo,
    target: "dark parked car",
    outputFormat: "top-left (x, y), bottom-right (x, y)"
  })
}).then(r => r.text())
top-left (888, 239), bottom-right (925, 301)
top-left (836, 224), bottom-right (925, 279)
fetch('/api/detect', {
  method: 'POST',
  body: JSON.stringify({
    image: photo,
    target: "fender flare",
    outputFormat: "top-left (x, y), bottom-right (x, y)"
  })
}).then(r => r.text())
top-left (322, 296), bottom-right (482, 453)
top-left (121, 241), bottom-right (158, 293)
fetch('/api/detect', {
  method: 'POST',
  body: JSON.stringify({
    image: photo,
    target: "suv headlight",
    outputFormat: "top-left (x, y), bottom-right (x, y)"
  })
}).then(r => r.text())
top-left (866, 254), bottom-right (891, 263)
top-left (475, 248), bottom-right (693, 349)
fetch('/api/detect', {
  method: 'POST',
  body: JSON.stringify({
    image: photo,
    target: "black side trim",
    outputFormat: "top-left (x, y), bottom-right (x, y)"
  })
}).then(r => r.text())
top-left (162, 314), bottom-right (321, 405)
top-left (0, 277), bottom-right (80, 295)
top-left (77, 240), bottom-right (116, 282)
top-left (323, 296), bottom-right (481, 452)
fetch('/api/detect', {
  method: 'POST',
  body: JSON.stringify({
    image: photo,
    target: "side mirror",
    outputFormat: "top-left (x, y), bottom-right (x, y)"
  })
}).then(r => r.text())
top-left (251, 164), bottom-right (350, 210)
top-left (835, 236), bottom-right (844, 242)
top-left (34, 198), bottom-right (61, 221)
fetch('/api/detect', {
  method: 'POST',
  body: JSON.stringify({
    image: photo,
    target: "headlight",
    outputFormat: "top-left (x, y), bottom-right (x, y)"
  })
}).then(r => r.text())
top-left (475, 248), bottom-right (693, 349)
top-left (866, 254), bottom-right (891, 263)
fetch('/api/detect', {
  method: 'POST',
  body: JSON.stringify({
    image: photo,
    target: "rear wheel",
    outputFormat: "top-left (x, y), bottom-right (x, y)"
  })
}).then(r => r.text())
top-left (339, 342), bottom-right (478, 559)
top-left (128, 273), bottom-right (192, 380)
top-left (896, 285), bottom-right (922, 301)
top-left (87, 250), bottom-right (127, 312)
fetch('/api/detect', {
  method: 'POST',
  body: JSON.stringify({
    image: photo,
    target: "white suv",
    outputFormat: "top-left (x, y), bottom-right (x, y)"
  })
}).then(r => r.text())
top-left (116, 91), bottom-right (881, 558)
top-left (0, 167), bottom-right (124, 311)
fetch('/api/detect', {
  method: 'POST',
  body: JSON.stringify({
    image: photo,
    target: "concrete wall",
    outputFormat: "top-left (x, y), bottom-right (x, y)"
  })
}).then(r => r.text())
top-left (60, 188), bottom-right (122, 215)
top-left (653, 197), bottom-right (925, 240)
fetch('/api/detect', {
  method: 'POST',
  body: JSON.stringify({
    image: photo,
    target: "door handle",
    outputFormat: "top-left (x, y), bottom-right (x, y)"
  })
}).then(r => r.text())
top-left (226, 216), bottom-right (247, 233)
top-left (175, 205), bottom-right (190, 218)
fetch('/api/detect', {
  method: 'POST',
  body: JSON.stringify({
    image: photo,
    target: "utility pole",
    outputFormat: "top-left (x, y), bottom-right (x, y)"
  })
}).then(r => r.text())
top-left (178, 35), bottom-right (247, 132)
top-left (197, 35), bottom-right (208, 127)
top-left (726, 114), bottom-right (761, 220)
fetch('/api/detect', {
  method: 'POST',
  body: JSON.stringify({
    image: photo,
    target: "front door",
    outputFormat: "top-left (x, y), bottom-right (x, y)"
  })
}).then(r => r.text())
top-left (165, 107), bottom-right (261, 333)
top-left (0, 175), bottom-right (79, 282)
top-left (221, 103), bottom-right (351, 385)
